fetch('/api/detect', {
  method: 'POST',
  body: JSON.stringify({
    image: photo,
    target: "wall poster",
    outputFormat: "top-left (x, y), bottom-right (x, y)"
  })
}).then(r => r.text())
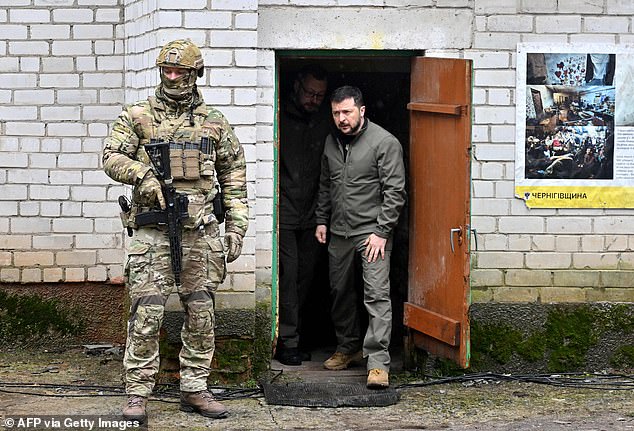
top-left (516, 43), bottom-right (634, 208)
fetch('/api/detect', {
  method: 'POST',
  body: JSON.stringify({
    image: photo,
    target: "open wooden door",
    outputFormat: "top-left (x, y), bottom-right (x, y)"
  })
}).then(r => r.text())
top-left (404, 57), bottom-right (472, 368)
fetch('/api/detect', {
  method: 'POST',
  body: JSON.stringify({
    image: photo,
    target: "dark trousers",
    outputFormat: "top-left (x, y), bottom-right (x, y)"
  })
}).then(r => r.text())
top-left (278, 227), bottom-right (320, 350)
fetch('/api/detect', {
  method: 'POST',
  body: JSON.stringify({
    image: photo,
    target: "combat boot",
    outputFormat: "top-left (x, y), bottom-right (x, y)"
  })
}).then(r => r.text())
top-left (122, 395), bottom-right (147, 423)
top-left (367, 368), bottom-right (389, 389)
top-left (323, 350), bottom-right (363, 370)
top-left (275, 347), bottom-right (302, 366)
top-left (180, 390), bottom-right (229, 419)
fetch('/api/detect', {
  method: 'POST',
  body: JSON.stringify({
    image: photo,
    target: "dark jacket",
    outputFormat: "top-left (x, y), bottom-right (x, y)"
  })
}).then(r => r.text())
top-left (315, 118), bottom-right (406, 238)
top-left (279, 98), bottom-right (332, 229)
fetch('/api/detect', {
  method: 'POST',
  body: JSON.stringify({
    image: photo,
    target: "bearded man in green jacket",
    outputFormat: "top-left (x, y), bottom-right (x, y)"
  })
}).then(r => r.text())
top-left (315, 85), bottom-right (406, 389)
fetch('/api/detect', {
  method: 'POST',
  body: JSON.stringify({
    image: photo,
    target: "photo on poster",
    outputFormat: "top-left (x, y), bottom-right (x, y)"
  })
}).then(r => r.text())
top-left (515, 44), bottom-right (634, 208)
top-left (525, 124), bottom-right (613, 180)
top-left (614, 54), bottom-right (634, 126)
top-left (527, 53), bottom-right (615, 86)
top-left (525, 83), bottom-right (614, 180)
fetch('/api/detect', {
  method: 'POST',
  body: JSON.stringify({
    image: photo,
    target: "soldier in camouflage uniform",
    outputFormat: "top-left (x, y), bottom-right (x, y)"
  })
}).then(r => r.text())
top-left (103, 39), bottom-right (248, 422)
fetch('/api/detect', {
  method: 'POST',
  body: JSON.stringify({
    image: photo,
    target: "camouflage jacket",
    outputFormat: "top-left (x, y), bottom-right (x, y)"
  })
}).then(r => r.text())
top-left (103, 87), bottom-right (248, 236)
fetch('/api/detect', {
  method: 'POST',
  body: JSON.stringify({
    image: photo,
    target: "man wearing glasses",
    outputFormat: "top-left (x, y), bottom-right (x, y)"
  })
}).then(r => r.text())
top-left (277, 64), bottom-right (330, 365)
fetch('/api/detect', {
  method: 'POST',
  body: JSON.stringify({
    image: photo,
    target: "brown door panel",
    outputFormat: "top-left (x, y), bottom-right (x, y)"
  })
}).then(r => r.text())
top-left (405, 57), bottom-right (472, 368)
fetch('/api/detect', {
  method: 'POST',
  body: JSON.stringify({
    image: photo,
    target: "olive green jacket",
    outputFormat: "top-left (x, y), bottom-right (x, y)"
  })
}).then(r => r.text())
top-left (315, 118), bottom-right (406, 238)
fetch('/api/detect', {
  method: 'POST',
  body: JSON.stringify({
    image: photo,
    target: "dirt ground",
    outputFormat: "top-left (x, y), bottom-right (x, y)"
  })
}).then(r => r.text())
top-left (0, 347), bottom-right (633, 430)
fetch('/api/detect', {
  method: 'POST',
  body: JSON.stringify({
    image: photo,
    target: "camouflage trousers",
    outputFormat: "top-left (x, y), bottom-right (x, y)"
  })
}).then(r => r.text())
top-left (123, 222), bottom-right (226, 397)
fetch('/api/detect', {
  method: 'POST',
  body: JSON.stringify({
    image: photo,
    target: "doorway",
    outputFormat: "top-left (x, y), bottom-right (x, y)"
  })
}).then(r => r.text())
top-left (274, 52), bottom-right (416, 368)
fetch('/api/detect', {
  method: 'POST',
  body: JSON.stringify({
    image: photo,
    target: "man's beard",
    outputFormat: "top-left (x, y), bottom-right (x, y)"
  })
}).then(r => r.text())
top-left (341, 118), bottom-right (362, 135)
top-left (302, 101), bottom-right (320, 114)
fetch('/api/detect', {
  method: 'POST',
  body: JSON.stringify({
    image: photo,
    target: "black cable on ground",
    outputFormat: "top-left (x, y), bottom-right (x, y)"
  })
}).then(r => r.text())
top-left (396, 372), bottom-right (634, 391)
top-left (0, 381), bottom-right (264, 401)
top-left (1, 371), bottom-right (632, 402)
top-left (266, 368), bottom-right (284, 384)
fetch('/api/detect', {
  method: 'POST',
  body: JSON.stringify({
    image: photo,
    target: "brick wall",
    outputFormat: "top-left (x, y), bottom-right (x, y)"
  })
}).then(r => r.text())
top-left (2, 0), bottom-right (634, 308)
top-left (0, 0), bottom-right (260, 310)
top-left (469, 0), bottom-right (634, 303)
top-left (0, 0), bottom-right (126, 284)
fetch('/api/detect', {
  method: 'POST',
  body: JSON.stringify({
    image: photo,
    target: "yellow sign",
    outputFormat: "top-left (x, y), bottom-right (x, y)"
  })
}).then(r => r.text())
top-left (515, 186), bottom-right (634, 208)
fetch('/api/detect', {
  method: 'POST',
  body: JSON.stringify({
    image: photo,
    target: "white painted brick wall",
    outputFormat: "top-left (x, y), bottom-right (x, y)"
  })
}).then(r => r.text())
top-left (235, 49), bottom-right (257, 67)
top-left (235, 13), bottom-right (258, 29)
top-left (184, 11), bottom-right (232, 28)
top-left (607, 0), bottom-right (634, 13)
top-left (474, 33), bottom-right (521, 50)
top-left (488, 88), bottom-right (512, 105)
top-left (474, 141), bottom-right (515, 161)
top-left (569, 33), bottom-right (616, 44)
top-left (96, 9), bottom-right (121, 23)
top-left (0, 1), bottom-right (127, 285)
top-left (211, 30), bottom-right (257, 47)
top-left (210, 68), bottom-right (258, 87)
top-left (520, 0), bottom-right (557, 14)
top-left (490, 125), bottom-right (515, 142)
top-left (584, 16), bottom-right (629, 33)
top-left (474, 70), bottom-right (516, 87)
top-left (475, 0), bottom-right (517, 14)
top-left (52, 9), bottom-right (93, 23)
top-left (460, 0), bottom-right (634, 301)
top-left (1, 1), bottom-right (632, 306)
top-left (214, 0), bottom-right (258, 10)
top-left (535, 16), bottom-right (582, 33)
top-left (487, 15), bottom-right (533, 32)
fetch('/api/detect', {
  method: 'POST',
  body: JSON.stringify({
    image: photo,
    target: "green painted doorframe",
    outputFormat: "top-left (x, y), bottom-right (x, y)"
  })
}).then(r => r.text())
top-left (270, 49), bottom-right (423, 342)
top-left (271, 57), bottom-right (279, 341)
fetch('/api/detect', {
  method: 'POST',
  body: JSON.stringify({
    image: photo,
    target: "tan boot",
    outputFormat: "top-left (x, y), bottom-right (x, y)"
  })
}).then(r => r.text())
top-left (323, 350), bottom-right (363, 370)
top-left (122, 395), bottom-right (147, 423)
top-left (180, 390), bottom-right (229, 419)
top-left (367, 368), bottom-right (389, 389)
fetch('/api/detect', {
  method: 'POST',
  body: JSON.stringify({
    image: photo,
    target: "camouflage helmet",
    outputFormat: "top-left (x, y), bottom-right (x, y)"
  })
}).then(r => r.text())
top-left (156, 39), bottom-right (204, 77)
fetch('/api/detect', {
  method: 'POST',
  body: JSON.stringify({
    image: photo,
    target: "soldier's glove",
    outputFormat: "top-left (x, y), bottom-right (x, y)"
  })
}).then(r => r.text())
top-left (224, 232), bottom-right (243, 263)
top-left (137, 171), bottom-right (166, 210)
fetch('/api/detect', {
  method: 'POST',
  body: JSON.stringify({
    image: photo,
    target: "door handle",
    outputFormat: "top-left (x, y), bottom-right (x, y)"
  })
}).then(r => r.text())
top-left (450, 227), bottom-right (463, 253)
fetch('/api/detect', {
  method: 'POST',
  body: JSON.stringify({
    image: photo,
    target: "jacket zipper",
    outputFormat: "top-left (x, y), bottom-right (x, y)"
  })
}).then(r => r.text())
top-left (334, 121), bottom-right (368, 239)
top-left (341, 140), bottom-right (351, 239)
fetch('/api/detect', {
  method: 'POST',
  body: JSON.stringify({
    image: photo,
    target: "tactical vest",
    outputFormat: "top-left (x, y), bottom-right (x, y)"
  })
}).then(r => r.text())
top-left (126, 95), bottom-right (223, 228)
top-left (130, 95), bottom-right (219, 191)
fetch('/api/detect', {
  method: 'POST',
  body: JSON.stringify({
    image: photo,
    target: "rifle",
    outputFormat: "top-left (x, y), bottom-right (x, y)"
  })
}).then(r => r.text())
top-left (135, 139), bottom-right (189, 286)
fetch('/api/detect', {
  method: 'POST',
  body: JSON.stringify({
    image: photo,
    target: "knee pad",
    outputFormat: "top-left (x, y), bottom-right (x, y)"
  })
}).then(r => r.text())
top-left (131, 303), bottom-right (164, 337)
top-left (184, 299), bottom-right (215, 333)
top-left (127, 303), bottom-right (164, 359)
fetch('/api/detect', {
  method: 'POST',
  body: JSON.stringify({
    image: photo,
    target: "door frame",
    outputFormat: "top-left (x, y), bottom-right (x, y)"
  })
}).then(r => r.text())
top-left (271, 49), bottom-right (423, 344)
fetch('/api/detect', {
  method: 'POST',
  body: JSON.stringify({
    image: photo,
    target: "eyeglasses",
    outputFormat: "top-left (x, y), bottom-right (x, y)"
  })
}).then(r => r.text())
top-left (300, 82), bottom-right (326, 101)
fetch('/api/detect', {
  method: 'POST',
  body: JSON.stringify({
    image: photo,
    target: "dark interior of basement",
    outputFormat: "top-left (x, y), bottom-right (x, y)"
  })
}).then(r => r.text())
top-left (276, 54), bottom-right (412, 367)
